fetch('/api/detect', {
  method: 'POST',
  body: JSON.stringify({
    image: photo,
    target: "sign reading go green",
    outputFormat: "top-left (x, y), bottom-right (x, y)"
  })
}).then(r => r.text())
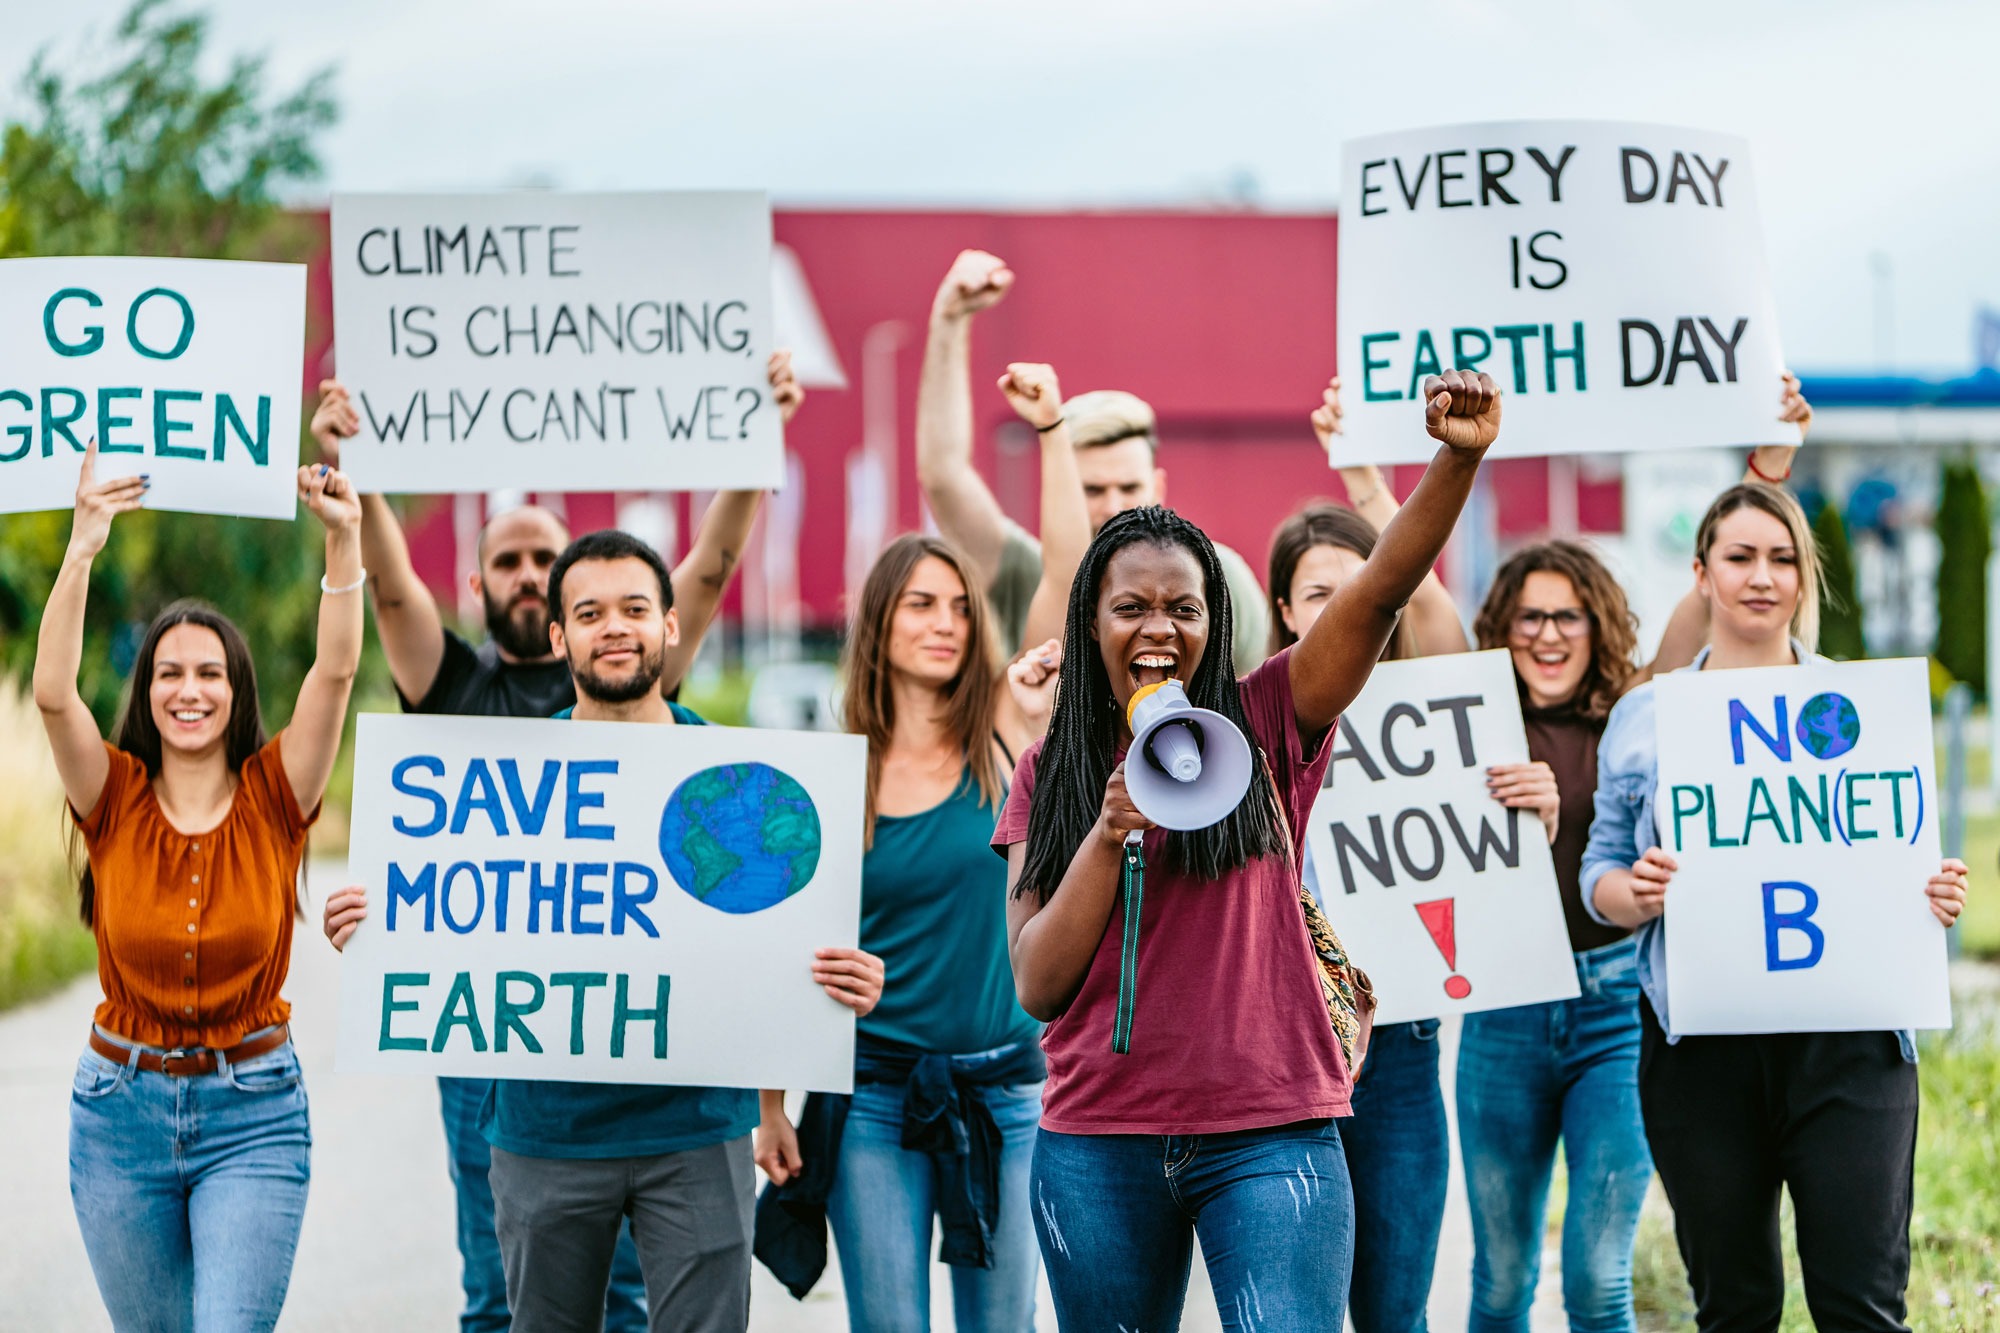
top-left (0, 256), bottom-right (305, 519)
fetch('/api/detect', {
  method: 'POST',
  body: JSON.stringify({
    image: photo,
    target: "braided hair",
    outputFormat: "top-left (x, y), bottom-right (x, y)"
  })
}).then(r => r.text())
top-left (1013, 506), bottom-right (1286, 902)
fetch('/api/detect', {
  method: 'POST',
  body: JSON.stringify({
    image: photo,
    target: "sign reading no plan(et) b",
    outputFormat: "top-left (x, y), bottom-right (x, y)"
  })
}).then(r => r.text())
top-left (330, 191), bottom-right (783, 495)
top-left (1653, 657), bottom-right (1950, 1037)
top-left (0, 256), bottom-right (306, 519)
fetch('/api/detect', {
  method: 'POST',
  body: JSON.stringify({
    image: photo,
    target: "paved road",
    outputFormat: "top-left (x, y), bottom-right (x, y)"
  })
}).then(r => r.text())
top-left (0, 865), bottom-right (1565, 1331)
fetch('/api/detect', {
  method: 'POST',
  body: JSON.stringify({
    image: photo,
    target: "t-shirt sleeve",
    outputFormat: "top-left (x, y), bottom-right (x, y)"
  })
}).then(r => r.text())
top-left (990, 739), bottom-right (1044, 852)
top-left (244, 733), bottom-right (319, 842)
top-left (1236, 646), bottom-right (1331, 842)
top-left (986, 520), bottom-right (1043, 658)
top-left (402, 628), bottom-right (479, 714)
top-left (70, 742), bottom-right (143, 840)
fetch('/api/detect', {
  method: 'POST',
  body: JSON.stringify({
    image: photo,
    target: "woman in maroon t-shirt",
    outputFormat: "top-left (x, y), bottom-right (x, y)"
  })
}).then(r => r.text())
top-left (995, 372), bottom-right (1498, 1330)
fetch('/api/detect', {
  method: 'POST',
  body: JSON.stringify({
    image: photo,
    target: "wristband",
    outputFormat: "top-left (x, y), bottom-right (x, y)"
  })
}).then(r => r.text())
top-left (1035, 417), bottom-right (1065, 434)
top-left (1746, 452), bottom-right (1791, 484)
top-left (320, 569), bottom-right (368, 596)
top-left (1347, 484), bottom-right (1383, 509)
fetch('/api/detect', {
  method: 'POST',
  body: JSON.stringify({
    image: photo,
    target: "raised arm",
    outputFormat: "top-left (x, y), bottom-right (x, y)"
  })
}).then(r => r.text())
top-left (280, 466), bottom-right (365, 814)
top-left (1314, 375), bottom-right (1470, 657)
top-left (996, 361), bottom-right (1089, 654)
top-left (659, 351), bottom-right (801, 693)
top-left (34, 442), bottom-right (146, 816)
top-left (1290, 371), bottom-right (1499, 734)
top-left (915, 250), bottom-right (1016, 583)
top-left (1635, 372), bottom-right (1813, 684)
top-left (312, 380), bottom-right (448, 703)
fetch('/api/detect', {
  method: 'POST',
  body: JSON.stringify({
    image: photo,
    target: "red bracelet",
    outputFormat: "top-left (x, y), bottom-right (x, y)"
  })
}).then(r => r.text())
top-left (1746, 452), bottom-right (1790, 484)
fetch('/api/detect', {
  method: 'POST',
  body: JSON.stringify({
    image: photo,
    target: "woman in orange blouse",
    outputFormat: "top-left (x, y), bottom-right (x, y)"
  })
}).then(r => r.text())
top-left (34, 442), bottom-right (364, 1333)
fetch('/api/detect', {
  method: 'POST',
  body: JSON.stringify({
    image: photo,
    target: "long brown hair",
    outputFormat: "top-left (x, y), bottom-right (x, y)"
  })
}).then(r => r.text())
top-left (71, 600), bottom-right (267, 925)
top-left (1474, 541), bottom-right (1638, 721)
top-left (841, 535), bottom-right (1003, 846)
top-left (1694, 483), bottom-right (1822, 652)
top-left (1266, 502), bottom-right (1417, 661)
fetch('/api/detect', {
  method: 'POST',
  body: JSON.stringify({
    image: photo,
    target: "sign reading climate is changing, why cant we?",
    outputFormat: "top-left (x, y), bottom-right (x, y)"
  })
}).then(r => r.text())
top-left (334, 713), bottom-right (865, 1093)
top-left (1654, 658), bottom-right (1950, 1036)
top-left (1305, 651), bottom-right (1579, 1026)
top-left (1337, 121), bottom-right (1800, 465)
top-left (329, 191), bottom-right (782, 494)
top-left (0, 257), bottom-right (306, 518)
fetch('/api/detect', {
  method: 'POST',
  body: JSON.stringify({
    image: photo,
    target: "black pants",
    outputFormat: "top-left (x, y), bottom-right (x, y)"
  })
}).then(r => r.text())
top-left (1639, 999), bottom-right (1918, 1333)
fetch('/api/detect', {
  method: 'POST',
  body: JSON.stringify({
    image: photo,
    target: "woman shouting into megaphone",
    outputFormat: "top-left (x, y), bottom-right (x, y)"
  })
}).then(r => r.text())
top-left (995, 371), bottom-right (1500, 1331)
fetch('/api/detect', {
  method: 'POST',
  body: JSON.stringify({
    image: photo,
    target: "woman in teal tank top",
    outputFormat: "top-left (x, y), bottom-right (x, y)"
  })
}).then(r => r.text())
top-left (755, 362), bottom-right (1085, 1330)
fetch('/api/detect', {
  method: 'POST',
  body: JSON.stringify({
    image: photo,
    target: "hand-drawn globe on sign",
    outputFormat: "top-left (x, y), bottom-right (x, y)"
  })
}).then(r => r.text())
top-left (658, 764), bottom-right (822, 914)
top-left (1794, 692), bottom-right (1860, 761)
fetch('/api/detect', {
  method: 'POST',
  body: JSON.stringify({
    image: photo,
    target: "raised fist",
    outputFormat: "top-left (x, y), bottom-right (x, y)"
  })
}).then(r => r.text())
top-left (310, 379), bottom-right (359, 466)
top-left (933, 250), bottom-right (1014, 322)
top-left (998, 363), bottom-right (1063, 430)
top-left (1421, 369), bottom-right (1501, 453)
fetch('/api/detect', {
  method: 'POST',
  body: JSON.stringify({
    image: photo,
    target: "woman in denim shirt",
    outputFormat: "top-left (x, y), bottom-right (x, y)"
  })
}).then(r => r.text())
top-left (1581, 482), bottom-right (1968, 1332)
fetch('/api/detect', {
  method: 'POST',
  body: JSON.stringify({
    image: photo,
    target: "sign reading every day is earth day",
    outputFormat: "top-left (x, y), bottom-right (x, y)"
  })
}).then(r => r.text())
top-left (1653, 658), bottom-right (1951, 1036)
top-left (1336, 120), bottom-right (1800, 464)
top-left (335, 713), bottom-right (866, 1092)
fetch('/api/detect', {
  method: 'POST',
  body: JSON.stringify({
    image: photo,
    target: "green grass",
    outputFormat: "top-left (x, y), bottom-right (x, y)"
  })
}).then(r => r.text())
top-left (1960, 806), bottom-right (2000, 959)
top-left (0, 912), bottom-right (96, 1012)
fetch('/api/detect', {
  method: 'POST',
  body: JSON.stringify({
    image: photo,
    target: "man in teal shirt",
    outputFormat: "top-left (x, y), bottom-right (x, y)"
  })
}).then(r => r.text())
top-left (488, 530), bottom-right (885, 1333)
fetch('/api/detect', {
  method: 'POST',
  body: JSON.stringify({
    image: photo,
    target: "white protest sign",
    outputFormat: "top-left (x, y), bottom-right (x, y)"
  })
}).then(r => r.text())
top-left (336, 712), bottom-right (865, 1092)
top-left (1654, 658), bottom-right (1949, 1035)
top-left (0, 257), bottom-right (305, 518)
top-left (330, 192), bottom-right (782, 494)
top-left (1338, 121), bottom-right (1798, 464)
top-left (1306, 651), bottom-right (1578, 1025)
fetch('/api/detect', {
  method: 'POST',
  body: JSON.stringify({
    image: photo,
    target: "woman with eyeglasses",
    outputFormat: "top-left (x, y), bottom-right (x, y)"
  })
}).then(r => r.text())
top-left (1453, 376), bottom-right (1817, 1333)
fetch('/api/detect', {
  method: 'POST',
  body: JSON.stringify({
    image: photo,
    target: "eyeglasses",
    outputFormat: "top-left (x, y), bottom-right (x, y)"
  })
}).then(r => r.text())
top-left (1511, 607), bottom-right (1591, 640)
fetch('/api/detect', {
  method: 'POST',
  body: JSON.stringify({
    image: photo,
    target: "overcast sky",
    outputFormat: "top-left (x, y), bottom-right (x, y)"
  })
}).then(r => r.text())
top-left (10, 0), bottom-right (1995, 372)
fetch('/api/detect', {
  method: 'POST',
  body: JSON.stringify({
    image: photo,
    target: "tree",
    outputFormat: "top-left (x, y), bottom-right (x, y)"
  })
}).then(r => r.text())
top-left (1813, 499), bottom-right (1867, 661)
top-left (1934, 457), bottom-right (1990, 698)
top-left (0, 2), bottom-right (339, 724)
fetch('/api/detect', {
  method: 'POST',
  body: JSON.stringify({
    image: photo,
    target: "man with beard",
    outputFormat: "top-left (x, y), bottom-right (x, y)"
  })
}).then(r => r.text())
top-left (488, 529), bottom-right (882, 1333)
top-left (310, 353), bottom-right (803, 1333)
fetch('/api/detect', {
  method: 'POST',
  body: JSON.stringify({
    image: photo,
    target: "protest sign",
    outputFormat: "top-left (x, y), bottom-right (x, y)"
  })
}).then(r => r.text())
top-left (1337, 120), bottom-right (1798, 464)
top-left (1305, 651), bottom-right (1578, 1025)
top-left (1654, 657), bottom-right (1950, 1035)
top-left (0, 257), bottom-right (305, 518)
top-left (330, 192), bottom-right (782, 494)
top-left (335, 712), bottom-right (865, 1092)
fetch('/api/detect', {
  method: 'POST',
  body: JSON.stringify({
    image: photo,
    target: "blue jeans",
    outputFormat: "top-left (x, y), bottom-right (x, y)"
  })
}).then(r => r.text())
top-left (1342, 1019), bottom-right (1447, 1333)
top-left (1031, 1119), bottom-right (1354, 1331)
top-left (69, 1032), bottom-right (312, 1333)
top-left (439, 1076), bottom-right (647, 1332)
top-left (825, 1074), bottom-right (1042, 1332)
top-left (1456, 939), bottom-right (1652, 1333)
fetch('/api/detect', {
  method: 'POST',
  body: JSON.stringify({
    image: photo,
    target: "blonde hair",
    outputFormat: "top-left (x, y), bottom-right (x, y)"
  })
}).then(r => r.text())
top-left (1694, 483), bottom-right (1821, 652)
top-left (840, 534), bottom-right (1003, 846)
top-left (1063, 389), bottom-right (1157, 460)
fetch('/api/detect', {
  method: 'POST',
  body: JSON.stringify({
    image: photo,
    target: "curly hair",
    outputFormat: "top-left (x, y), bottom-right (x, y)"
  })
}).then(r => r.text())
top-left (1473, 540), bottom-right (1638, 720)
top-left (1013, 506), bottom-right (1285, 902)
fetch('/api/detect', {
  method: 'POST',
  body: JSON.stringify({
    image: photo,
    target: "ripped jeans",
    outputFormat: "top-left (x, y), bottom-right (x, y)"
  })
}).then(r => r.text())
top-left (1031, 1119), bottom-right (1353, 1332)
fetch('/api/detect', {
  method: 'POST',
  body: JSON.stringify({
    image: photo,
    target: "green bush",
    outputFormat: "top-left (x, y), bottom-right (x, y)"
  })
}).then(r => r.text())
top-left (1815, 501), bottom-right (1867, 661)
top-left (1935, 458), bottom-right (1991, 699)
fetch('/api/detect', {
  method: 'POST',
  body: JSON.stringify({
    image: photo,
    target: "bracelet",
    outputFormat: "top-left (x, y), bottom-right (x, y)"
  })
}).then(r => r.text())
top-left (1035, 417), bottom-right (1065, 434)
top-left (320, 569), bottom-right (368, 596)
top-left (1746, 452), bottom-right (1791, 484)
top-left (1347, 484), bottom-right (1383, 509)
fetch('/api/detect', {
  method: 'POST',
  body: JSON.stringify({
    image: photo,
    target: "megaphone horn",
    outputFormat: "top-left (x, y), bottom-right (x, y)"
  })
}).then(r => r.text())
top-left (1122, 679), bottom-right (1253, 831)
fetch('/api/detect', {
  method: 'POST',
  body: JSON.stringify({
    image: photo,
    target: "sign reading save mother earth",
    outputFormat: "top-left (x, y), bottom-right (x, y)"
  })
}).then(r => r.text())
top-left (335, 713), bottom-right (866, 1093)
top-left (1653, 658), bottom-right (1950, 1036)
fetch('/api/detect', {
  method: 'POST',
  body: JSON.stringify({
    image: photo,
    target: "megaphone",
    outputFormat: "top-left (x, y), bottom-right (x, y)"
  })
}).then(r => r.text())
top-left (1123, 679), bottom-right (1253, 831)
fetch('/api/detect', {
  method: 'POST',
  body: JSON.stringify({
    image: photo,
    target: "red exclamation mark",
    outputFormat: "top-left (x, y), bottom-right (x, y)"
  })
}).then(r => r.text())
top-left (1415, 898), bottom-right (1472, 999)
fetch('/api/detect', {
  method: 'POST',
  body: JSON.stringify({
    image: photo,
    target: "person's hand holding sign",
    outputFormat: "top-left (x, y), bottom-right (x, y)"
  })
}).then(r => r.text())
top-left (68, 440), bottom-right (148, 561)
top-left (1422, 370), bottom-right (1502, 453)
top-left (1487, 761), bottom-right (1560, 845)
top-left (324, 885), bottom-right (368, 951)
top-left (813, 946), bottom-right (885, 1016)
top-left (1926, 859), bottom-right (1969, 928)
top-left (768, 350), bottom-right (804, 424)
top-left (310, 379), bottom-right (361, 467)
top-left (1624, 847), bottom-right (1678, 923)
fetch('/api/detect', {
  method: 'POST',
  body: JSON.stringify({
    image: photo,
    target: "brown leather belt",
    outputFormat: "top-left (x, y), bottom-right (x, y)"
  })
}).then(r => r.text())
top-left (89, 1024), bottom-right (292, 1077)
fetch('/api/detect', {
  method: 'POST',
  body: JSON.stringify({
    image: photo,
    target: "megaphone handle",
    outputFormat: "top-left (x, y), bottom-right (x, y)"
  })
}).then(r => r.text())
top-left (1125, 829), bottom-right (1144, 847)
